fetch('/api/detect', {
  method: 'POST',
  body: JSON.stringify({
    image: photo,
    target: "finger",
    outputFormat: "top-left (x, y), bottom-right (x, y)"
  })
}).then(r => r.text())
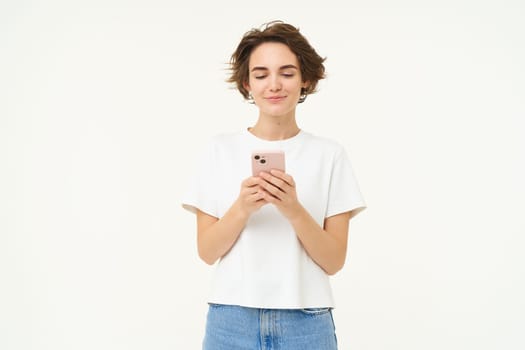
top-left (270, 169), bottom-right (295, 187)
top-left (261, 181), bottom-right (284, 199)
top-left (242, 185), bottom-right (263, 197)
top-left (252, 194), bottom-right (268, 209)
top-left (242, 176), bottom-right (263, 188)
top-left (260, 189), bottom-right (279, 204)
top-left (249, 188), bottom-right (266, 200)
top-left (259, 172), bottom-right (287, 192)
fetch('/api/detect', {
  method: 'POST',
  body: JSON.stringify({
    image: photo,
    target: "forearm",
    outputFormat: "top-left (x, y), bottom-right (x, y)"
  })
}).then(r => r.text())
top-left (289, 208), bottom-right (348, 275)
top-left (197, 202), bottom-right (249, 265)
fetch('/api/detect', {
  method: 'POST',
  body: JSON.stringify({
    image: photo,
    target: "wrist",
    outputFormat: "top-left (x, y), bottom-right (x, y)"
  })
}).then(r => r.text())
top-left (230, 199), bottom-right (251, 223)
top-left (286, 204), bottom-right (309, 224)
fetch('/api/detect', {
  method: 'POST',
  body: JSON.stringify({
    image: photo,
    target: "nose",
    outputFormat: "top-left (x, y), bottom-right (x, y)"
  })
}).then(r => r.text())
top-left (269, 75), bottom-right (282, 92)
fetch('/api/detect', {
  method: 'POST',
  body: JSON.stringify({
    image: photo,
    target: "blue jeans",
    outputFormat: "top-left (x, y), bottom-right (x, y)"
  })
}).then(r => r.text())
top-left (203, 304), bottom-right (338, 350)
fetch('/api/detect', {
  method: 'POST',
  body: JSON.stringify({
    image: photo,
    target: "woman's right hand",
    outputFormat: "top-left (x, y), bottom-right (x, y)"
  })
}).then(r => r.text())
top-left (233, 176), bottom-right (268, 218)
top-left (196, 176), bottom-right (267, 265)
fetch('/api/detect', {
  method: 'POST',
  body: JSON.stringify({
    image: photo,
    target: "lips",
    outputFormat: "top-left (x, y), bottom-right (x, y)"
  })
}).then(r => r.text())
top-left (265, 96), bottom-right (286, 102)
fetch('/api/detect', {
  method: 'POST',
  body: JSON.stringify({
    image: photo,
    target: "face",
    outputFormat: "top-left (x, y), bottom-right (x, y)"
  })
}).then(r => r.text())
top-left (245, 42), bottom-right (308, 118)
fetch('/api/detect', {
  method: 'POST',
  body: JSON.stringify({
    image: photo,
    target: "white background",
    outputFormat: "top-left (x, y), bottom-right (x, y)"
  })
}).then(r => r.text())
top-left (1, 0), bottom-right (524, 349)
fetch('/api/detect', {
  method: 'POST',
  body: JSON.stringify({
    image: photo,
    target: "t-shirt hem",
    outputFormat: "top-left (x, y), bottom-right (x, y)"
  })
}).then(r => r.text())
top-left (326, 203), bottom-right (367, 219)
top-left (181, 202), bottom-right (217, 218)
top-left (206, 300), bottom-right (335, 310)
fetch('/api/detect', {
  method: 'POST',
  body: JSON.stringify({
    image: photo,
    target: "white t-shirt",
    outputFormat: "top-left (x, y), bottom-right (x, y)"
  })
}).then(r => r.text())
top-left (182, 129), bottom-right (365, 309)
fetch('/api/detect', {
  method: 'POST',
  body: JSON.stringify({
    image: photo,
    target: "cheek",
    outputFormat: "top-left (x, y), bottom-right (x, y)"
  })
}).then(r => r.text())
top-left (248, 79), bottom-right (263, 92)
top-left (287, 82), bottom-right (303, 94)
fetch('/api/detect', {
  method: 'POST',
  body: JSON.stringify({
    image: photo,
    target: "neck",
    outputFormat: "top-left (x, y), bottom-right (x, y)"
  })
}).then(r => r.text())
top-left (249, 113), bottom-right (300, 141)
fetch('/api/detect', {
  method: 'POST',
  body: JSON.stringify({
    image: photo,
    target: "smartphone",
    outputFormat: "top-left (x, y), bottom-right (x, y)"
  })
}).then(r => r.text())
top-left (251, 150), bottom-right (286, 176)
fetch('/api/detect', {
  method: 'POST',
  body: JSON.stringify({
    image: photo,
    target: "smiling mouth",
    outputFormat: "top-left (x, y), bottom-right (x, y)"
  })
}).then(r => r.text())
top-left (266, 96), bottom-right (286, 102)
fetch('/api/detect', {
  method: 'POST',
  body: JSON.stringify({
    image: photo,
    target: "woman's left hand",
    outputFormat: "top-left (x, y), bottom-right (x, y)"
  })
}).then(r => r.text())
top-left (257, 169), bottom-right (305, 220)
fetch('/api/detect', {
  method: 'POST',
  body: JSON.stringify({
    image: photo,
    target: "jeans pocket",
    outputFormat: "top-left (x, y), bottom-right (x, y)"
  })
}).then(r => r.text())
top-left (300, 307), bottom-right (331, 316)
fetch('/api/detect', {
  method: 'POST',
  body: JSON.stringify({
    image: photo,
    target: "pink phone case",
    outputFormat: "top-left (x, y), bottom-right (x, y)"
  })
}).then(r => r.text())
top-left (251, 151), bottom-right (286, 176)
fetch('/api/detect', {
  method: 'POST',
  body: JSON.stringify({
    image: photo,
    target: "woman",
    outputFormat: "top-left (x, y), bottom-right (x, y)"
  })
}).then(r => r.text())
top-left (182, 20), bottom-right (366, 350)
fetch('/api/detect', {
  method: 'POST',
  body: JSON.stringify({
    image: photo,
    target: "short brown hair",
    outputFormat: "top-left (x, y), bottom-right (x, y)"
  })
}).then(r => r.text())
top-left (227, 21), bottom-right (326, 101)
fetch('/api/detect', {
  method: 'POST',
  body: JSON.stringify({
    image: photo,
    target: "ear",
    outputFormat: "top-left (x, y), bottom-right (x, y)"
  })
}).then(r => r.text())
top-left (243, 81), bottom-right (251, 92)
top-left (302, 80), bottom-right (311, 89)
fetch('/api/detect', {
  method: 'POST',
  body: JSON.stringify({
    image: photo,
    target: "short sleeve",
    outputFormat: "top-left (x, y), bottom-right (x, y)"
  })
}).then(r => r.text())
top-left (325, 147), bottom-right (366, 219)
top-left (181, 140), bottom-right (219, 218)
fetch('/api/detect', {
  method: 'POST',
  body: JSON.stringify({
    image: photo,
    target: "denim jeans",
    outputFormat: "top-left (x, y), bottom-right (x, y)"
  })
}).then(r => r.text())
top-left (203, 304), bottom-right (338, 350)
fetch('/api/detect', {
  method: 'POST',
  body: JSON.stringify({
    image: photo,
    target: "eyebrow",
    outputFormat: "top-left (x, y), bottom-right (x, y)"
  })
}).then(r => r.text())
top-left (250, 64), bottom-right (299, 72)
